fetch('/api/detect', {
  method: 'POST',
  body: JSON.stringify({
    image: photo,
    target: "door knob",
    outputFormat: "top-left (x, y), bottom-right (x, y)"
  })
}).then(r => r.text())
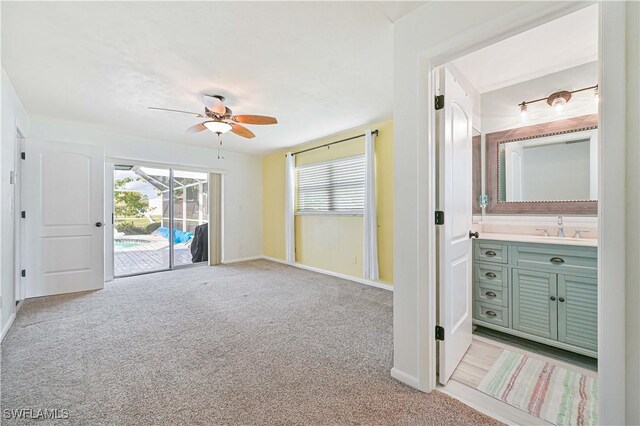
top-left (469, 231), bottom-right (479, 239)
top-left (550, 296), bottom-right (557, 301)
top-left (95, 222), bottom-right (103, 228)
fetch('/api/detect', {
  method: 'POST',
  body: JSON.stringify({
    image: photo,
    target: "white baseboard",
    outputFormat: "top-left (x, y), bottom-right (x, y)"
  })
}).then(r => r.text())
top-left (390, 367), bottom-right (420, 389)
top-left (1, 312), bottom-right (16, 342)
top-left (222, 255), bottom-right (263, 264)
top-left (261, 256), bottom-right (393, 292)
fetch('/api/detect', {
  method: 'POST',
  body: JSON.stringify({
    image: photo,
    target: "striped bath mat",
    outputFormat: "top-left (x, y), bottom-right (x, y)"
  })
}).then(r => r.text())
top-left (477, 350), bottom-right (598, 425)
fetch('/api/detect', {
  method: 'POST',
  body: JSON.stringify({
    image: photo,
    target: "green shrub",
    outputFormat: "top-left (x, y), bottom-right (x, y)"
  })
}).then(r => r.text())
top-left (115, 222), bottom-right (147, 235)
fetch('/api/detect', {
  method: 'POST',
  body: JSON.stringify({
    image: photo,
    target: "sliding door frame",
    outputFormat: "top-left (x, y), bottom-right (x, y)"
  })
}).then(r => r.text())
top-left (107, 158), bottom-right (224, 278)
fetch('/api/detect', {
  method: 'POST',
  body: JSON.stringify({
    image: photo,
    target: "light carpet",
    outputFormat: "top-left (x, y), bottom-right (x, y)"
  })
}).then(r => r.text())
top-left (478, 349), bottom-right (598, 425)
top-left (2, 260), bottom-right (501, 425)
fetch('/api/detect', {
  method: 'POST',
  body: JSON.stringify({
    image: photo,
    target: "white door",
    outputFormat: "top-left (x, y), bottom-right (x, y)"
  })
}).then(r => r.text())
top-left (436, 67), bottom-right (474, 385)
top-left (505, 142), bottom-right (524, 201)
top-left (24, 140), bottom-right (105, 298)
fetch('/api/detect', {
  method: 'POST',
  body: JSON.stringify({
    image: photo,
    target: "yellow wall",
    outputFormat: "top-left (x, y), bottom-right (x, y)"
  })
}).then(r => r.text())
top-left (262, 120), bottom-right (394, 284)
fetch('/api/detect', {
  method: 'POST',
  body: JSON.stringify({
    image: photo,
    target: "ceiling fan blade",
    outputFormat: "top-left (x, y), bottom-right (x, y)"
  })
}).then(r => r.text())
top-left (203, 95), bottom-right (226, 114)
top-left (148, 107), bottom-right (203, 117)
top-left (233, 115), bottom-right (278, 125)
top-left (230, 123), bottom-right (255, 139)
top-left (186, 123), bottom-right (208, 133)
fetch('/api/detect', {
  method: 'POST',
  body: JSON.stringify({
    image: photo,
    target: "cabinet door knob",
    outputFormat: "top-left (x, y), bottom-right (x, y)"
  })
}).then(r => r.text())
top-left (485, 291), bottom-right (497, 298)
top-left (486, 310), bottom-right (497, 317)
top-left (559, 297), bottom-right (565, 303)
top-left (485, 250), bottom-right (497, 257)
top-left (550, 296), bottom-right (557, 301)
top-left (549, 257), bottom-right (565, 264)
top-left (485, 272), bottom-right (497, 278)
top-left (469, 231), bottom-right (479, 239)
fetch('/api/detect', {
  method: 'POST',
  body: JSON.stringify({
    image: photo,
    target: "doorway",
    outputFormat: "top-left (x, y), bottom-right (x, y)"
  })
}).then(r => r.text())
top-left (434, 5), bottom-right (602, 424)
top-left (112, 164), bottom-right (218, 277)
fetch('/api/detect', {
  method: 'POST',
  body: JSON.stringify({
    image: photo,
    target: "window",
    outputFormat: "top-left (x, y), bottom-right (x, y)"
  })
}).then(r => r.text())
top-left (296, 155), bottom-right (365, 215)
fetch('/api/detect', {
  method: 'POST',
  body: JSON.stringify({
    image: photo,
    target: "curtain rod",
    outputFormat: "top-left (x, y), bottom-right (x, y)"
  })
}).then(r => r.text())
top-left (286, 130), bottom-right (379, 157)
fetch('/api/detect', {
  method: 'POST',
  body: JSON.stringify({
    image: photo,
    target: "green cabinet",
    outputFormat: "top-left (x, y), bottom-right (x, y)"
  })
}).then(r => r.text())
top-left (558, 274), bottom-right (598, 352)
top-left (473, 239), bottom-right (598, 358)
top-left (512, 269), bottom-right (557, 341)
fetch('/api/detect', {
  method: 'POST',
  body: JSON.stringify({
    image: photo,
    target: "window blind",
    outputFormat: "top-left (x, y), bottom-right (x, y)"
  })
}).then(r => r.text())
top-left (296, 155), bottom-right (365, 215)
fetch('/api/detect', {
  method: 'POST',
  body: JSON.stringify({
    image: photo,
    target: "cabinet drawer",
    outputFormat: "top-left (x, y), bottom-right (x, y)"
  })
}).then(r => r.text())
top-left (475, 302), bottom-right (509, 327)
top-left (475, 263), bottom-right (508, 286)
top-left (514, 245), bottom-right (597, 276)
top-left (475, 242), bottom-right (508, 264)
top-left (475, 282), bottom-right (508, 306)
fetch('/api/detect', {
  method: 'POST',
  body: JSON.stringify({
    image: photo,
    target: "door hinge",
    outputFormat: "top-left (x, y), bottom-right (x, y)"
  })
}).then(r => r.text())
top-left (435, 210), bottom-right (445, 225)
top-left (21, 152), bottom-right (26, 160)
top-left (21, 211), bottom-right (26, 219)
top-left (435, 325), bottom-right (445, 341)
top-left (21, 269), bottom-right (26, 278)
top-left (435, 95), bottom-right (444, 110)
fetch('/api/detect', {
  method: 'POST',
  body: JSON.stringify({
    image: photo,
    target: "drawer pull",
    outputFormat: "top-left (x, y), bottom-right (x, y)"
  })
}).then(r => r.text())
top-left (485, 272), bottom-right (497, 278)
top-left (485, 250), bottom-right (497, 257)
top-left (486, 310), bottom-right (497, 317)
top-left (485, 291), bottom-right (497, 298)
top-left (550, 257), bottom-right (565, 264)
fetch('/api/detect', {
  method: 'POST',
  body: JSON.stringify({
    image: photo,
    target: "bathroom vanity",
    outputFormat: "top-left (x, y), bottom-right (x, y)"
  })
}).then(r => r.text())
top-left (472, 236), bottom-right (597, 358)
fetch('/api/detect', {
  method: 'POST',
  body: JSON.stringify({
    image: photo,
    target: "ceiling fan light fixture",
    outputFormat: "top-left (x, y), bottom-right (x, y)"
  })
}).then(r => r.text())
top-left (204, 120), bottom-right (233, 134)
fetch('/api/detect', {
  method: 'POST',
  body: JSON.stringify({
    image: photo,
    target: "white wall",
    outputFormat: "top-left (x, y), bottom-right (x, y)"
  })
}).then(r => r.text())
top-left (1, 69), bottom-right (31, 336)
top-left (27, 115), bottom-right (263, 264)
top-left (625, 2), bottom-right (640, 423)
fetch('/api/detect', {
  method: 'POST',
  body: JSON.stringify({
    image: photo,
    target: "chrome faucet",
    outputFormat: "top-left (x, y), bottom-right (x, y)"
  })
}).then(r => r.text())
top-left (557, 216), bottom-right (565, 238)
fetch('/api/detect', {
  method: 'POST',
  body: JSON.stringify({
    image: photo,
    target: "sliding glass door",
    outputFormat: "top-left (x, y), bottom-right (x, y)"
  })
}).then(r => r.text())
top-left (171, 170), bottom-right (209, 267)
top-left (113, 165), bottom-right (210, 277)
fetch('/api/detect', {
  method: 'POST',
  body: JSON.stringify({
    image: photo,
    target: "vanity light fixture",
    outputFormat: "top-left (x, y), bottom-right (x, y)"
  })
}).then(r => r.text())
top-left (519, 102), bottom-right (528, 120)
top-left (516, 84), bottom-right (598, 114)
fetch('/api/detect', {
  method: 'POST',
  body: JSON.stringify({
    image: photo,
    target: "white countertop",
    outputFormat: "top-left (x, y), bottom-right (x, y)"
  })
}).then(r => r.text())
top-left (477, 232), bottom-right (598, 247)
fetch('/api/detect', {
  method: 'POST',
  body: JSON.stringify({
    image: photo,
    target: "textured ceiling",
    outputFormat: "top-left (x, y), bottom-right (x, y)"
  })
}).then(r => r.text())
top-left (2, 2), bottom-right (423, 154)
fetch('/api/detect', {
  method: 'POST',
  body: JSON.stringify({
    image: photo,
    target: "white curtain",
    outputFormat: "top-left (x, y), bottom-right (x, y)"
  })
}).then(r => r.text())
top-left (363, 130), bottom-right (379, 280)
top-left (284, 152), bottom-right (296, 263)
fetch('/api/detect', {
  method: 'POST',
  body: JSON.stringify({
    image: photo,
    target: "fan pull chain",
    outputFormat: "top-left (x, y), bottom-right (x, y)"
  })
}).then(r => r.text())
top-left (217, 134), bottom-right (224, 160)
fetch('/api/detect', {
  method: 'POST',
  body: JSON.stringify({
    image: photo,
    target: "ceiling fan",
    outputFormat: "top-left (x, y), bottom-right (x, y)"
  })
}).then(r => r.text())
top-left (148, 94), bottom-right (277, 139)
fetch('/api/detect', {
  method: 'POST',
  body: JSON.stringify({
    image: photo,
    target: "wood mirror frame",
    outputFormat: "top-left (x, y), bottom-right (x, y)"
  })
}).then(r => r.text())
top-left (485, 114), bottom-right (598, 215)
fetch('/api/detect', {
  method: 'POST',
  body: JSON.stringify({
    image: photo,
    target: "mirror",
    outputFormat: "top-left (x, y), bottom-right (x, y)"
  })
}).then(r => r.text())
top-left (498, 129), bottom-right (597, 202)
top-left (484, 114), bottom-right (598, 215)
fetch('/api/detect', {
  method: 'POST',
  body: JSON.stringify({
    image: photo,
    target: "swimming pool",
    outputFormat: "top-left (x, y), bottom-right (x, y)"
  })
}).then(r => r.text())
top-left (114, 240), bottom-right (145, 251)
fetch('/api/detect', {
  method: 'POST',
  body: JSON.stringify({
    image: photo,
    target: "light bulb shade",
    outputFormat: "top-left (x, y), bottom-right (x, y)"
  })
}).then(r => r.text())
top-left (519, 103), bottom-right (528, 120)
top-left (204, 120), bottom-right (233, 134)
